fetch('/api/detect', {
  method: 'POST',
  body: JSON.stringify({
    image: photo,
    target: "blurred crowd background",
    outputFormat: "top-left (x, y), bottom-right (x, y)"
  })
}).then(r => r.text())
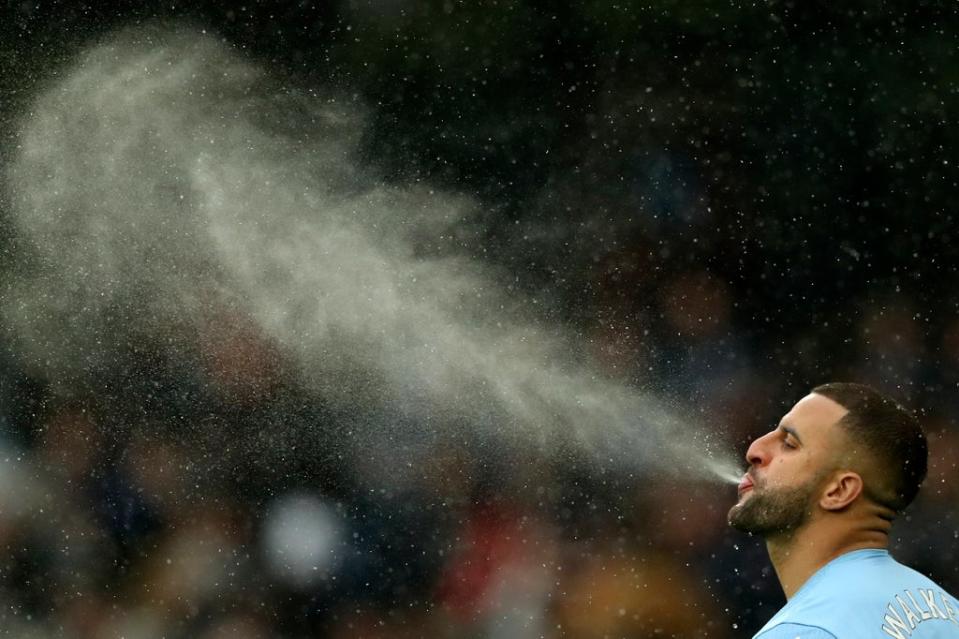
top-left (1, 1), bottom-right (958, 637)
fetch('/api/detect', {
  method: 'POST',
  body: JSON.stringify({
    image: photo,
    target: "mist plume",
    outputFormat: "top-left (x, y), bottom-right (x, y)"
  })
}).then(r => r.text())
top-left (3, 27), bottom-right (739, 481)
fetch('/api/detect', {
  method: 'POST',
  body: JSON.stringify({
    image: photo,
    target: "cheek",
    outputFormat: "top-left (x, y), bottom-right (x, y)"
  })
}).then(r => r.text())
top-left (788, 454), bottom-right (820, 477)
top-left (766, 455), bottom-right (809, 485)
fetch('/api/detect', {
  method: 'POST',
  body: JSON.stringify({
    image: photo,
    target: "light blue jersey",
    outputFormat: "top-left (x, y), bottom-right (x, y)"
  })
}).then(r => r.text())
top-left (755, 549), bottom-right (959, 639)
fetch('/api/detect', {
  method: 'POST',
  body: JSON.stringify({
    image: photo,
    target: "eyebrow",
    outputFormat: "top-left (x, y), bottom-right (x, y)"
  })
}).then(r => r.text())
top-left (779, 424), bottom-right (803, 444)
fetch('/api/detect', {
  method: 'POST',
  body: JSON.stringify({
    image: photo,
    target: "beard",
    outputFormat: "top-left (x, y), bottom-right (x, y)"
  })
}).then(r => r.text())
top-left (727, 476), bottom-right (818, 537)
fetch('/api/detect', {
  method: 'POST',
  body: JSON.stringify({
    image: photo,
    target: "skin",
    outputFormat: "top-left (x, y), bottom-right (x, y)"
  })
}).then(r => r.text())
top-left (728, 393), bottom-right (897, 599)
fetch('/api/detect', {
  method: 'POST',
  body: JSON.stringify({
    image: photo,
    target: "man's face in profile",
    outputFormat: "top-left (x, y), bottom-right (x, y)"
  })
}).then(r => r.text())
top-left (728, 393), bottom-right (848, 537)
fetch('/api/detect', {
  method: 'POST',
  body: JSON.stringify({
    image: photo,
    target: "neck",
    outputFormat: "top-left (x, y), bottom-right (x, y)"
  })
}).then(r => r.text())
top-left (765, 515), bottom-right (891, 599)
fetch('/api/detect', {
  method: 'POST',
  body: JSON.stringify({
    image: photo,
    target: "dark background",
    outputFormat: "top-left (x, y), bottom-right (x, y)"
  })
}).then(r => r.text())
top-left (4, 2), bottom-right (957, 333)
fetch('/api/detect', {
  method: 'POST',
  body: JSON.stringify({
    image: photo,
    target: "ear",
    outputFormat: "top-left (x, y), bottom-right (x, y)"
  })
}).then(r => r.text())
top-left (819, 471), bottom-right (863, 511)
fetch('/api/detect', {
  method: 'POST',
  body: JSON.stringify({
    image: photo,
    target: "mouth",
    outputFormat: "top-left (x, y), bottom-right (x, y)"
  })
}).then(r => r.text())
top-left (737, 474), bottom-right (754, 497)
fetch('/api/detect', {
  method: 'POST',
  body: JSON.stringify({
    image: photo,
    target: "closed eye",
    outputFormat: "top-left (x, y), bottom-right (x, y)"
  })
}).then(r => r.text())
top-left (778, 424), bottom-right (802, 449)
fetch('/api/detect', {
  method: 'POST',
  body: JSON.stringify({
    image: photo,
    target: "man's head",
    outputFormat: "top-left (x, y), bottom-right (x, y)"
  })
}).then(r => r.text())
top-left (728, 383), bottom-right (927, 538)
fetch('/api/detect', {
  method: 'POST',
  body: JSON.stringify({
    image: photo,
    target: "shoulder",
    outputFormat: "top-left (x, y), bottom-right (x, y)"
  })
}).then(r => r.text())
top-left (755, 551), bottom-right (959, 639)
top-left (754, 622), bottom-right (838, 639)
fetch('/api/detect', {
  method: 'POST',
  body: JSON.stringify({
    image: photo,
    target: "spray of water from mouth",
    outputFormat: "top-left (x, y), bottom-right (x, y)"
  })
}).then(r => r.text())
top-left (709, 462), bottom-right (746, 485)
top-left (2, 26), bottom-right (742, 484)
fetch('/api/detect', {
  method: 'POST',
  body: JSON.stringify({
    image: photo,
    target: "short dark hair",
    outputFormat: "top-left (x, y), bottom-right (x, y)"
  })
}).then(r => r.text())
top-left (811, 382), bottom-right (927, 512)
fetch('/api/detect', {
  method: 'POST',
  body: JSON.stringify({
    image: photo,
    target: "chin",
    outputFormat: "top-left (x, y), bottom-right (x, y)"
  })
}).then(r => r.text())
top-left (726, 504), bottom-right (745, 527)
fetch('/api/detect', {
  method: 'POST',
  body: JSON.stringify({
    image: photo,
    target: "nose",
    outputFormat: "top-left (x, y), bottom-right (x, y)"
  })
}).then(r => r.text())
top-left (745, 430), bottom-right (775, 468)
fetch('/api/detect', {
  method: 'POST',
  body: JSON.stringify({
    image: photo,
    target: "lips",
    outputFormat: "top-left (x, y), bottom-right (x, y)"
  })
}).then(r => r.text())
top-left (737, 474), bottom-right (754, 496)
